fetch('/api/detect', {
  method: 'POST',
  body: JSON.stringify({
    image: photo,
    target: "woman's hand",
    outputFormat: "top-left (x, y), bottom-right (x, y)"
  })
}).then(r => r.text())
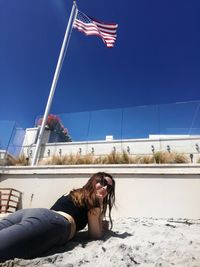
top-left (96, 192), bottom-right (104, 209)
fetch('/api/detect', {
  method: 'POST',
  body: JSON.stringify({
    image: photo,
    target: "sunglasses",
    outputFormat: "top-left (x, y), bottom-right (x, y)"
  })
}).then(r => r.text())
top-left (99, 177), bottom-right (113, 193)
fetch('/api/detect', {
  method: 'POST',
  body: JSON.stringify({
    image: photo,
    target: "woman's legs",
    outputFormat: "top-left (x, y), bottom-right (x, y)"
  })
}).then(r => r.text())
top-left (0, 208), bottom-right (71, 262)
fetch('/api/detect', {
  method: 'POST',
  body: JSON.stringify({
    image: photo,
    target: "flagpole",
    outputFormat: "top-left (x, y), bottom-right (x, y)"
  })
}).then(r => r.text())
top-left (31, 1), bottom-right (77, 166)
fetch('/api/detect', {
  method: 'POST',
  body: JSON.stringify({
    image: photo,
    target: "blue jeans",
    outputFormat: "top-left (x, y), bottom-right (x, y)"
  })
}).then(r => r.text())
top-left (0, 208), bottom-right (71, 262)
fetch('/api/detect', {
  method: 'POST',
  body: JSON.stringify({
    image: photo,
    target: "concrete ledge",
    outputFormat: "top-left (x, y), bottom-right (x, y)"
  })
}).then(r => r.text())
top-left (0, 164), bottom-right (200, 175)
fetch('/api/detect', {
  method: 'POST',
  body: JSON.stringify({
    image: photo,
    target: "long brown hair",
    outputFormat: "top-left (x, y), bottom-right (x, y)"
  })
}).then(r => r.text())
top-left (69, 172), bottom-right (115, 229)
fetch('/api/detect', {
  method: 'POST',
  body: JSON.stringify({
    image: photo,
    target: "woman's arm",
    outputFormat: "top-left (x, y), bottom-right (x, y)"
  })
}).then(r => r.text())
top-left (87, 207), bottom-right (104, 239)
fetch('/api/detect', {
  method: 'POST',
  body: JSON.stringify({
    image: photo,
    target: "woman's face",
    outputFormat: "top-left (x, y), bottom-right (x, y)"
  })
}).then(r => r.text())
top-left (95, 176), bottom-right (113, 199)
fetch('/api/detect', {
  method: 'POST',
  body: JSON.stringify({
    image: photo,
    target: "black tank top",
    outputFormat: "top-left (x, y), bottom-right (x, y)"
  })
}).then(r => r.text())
top-left (50, 195), bottom-right (88, 231)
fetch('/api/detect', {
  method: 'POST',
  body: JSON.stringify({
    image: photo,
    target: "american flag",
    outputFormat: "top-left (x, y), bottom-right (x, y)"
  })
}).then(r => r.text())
top-left (73, 10), bottom-right (118, 48)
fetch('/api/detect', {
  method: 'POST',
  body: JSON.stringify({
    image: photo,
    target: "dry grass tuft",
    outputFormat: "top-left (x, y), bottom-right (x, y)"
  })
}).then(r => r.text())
top-left (40, 155), bottom-right (69, 165)
top-left (135, 155), bottom-right (155, 164)
top-left (153, 151), bottom-right (189, 164)
top-left (173, 153), bottom-right (189, 163)
top-left (74, 154), bottom-right (95, 164)
top-left (153, 152), bottom-right (172, 164)
top-left (97, 151), bottom-right (136, 164)
top-left (6, 153), bottom-right (29, 166)
top-left (40, 154), bottom-right (95, 165)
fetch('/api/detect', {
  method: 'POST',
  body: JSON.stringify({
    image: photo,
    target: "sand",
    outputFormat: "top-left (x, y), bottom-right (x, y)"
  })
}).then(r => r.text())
top-left (1, 217), bottom-right (200, 267)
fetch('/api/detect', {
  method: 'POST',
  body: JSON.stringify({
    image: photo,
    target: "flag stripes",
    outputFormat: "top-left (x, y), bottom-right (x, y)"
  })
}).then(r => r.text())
top-left (73, 10), bottom-right (118, 48)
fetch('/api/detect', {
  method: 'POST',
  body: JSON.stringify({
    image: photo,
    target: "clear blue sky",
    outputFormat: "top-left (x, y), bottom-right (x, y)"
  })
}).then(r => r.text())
top-left (0, 0), bottom-right (200, 131)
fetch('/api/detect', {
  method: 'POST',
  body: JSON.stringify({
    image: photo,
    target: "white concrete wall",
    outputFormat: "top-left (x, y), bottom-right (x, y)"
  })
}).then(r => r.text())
top-left (22, 128), bottom-right (38, 147)
top-left (21, 135), bottom-right (200, 163)
top-left (0, 150), bottom-right (6, 160)
top-left (0, 165), bottom-right (200, 219)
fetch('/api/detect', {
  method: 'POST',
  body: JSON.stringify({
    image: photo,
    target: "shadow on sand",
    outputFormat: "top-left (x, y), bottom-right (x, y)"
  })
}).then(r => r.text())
top-left (42, 229), bottom-right (133, 257)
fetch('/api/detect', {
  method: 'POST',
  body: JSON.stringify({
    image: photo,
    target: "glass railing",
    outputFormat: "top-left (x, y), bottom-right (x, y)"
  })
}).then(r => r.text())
top-left (1, 101), bottom-right (200, 165)
top-left (0, 121), bottom-right (25, 165)
top-left (35, 100), bottom-right (200, 142)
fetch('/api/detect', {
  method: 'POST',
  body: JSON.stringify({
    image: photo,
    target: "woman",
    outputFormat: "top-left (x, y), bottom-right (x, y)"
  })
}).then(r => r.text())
top-left (0, 172), bottom-right (115, 262)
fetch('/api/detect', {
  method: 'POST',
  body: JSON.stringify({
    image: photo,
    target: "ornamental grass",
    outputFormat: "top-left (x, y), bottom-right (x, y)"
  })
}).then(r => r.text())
top-left (153, 152), bottom-right (189, 164)
top-left (40, 153), bottom-right (95, 165)
top-left (6, 153), bottom-right (29, 166)
top-left (7, 151), bottom-right (191, 166)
